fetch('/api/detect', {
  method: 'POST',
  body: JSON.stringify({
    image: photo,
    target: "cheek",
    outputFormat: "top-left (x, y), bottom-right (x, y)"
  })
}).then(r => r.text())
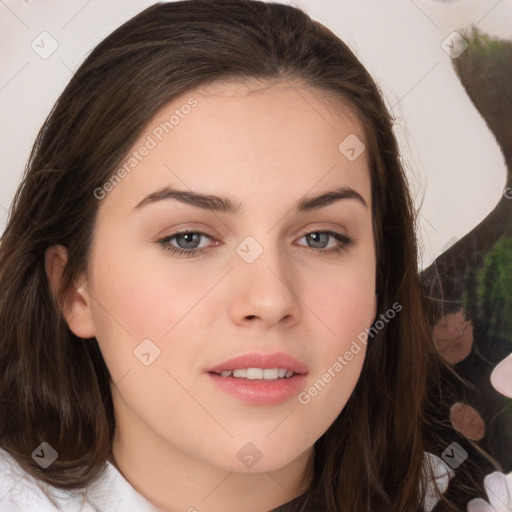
top-left (86, 239), bottom-right (209, 382)
top-left (305, 251), bottom-right (376, 351)
top-left (92, 223), bottom-right (215, 322)
top-left (298, 253), bottom-right (376, 416)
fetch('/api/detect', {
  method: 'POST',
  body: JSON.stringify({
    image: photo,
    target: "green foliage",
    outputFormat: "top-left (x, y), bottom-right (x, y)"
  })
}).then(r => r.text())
top-left (466, 26), bottom-right (509, 56)
top-left (455, 26), bottom-right (512, 84)
top-left (476, 236), bottom-right (512, 344)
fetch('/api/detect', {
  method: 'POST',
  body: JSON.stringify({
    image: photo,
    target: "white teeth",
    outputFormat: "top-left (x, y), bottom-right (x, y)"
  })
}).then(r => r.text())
top-left (263, 368), bottom-right (279, 379)
top-left (246, 368), bottom-right (263, 379)
top-left (217, 367), bottom-right (294, 379)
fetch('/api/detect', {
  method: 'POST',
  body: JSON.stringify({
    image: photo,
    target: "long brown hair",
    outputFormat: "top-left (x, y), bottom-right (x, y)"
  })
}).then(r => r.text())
top-left (0, 1), bottom-right (498, 510)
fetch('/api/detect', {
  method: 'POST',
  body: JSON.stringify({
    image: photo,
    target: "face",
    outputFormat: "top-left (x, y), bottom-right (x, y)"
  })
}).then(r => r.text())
top-left (63, 79), bottom-right (376, 474)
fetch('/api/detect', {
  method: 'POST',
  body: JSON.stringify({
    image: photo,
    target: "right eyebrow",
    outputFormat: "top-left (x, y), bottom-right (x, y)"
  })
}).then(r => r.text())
top-left (132, 187), bottom-right (243, 214)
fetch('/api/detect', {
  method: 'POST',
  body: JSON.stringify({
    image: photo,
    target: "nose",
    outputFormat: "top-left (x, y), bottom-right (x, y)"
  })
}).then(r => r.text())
top-left (229, 243), bottom-right (301, 329)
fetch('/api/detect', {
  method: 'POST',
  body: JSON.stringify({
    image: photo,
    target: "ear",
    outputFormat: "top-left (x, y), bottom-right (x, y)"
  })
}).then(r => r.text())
top-left (44, 245), bottom-right (96, 339)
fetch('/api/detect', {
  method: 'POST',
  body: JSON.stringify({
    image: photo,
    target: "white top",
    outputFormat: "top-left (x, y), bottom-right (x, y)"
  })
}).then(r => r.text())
top-left (0, 448), bottom-right (159, 512)
top-left (1, 447), bottom-right (509, 511)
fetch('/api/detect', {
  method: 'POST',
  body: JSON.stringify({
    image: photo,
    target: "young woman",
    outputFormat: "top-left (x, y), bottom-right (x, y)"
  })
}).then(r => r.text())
top-left (0, 1), bottom-right (506, 511)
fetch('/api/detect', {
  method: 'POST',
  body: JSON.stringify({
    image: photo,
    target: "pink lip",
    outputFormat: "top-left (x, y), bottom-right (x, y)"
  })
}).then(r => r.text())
top-left (205, 352), bottom-right (308, 406)
top-left (206, 352), bottom-right (308, 375)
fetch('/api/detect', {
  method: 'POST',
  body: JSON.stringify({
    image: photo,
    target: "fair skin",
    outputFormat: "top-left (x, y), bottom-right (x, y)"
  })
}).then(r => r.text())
top-left (45, 79), bottom-right (376, 512)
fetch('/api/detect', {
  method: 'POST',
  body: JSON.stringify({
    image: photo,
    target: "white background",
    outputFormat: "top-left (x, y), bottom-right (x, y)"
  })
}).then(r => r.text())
top-left (1, 0), bottom-right (511, 268)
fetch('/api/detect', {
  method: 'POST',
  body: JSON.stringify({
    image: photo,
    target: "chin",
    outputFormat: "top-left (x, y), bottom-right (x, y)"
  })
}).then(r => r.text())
top-left (213, 439), bottom-right (313, 474)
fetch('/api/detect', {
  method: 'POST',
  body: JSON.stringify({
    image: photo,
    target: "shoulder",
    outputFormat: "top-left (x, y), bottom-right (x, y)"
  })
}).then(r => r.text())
top-left (0, 447), bottom-right (160, 512)
top-left (0, 447), bottom-right (87, 511)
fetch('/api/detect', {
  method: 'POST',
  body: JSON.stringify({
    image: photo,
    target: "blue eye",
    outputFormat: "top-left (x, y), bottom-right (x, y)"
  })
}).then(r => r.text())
top-left (296, 230), bottom-right (353, 254)
top-left (158, 229), bottom-right (354, 258)
top-left (158, 230), bottom-right (214, 257)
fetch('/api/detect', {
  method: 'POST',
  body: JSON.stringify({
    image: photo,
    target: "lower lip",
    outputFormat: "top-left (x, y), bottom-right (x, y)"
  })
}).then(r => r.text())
top-left (207, 372), bottom-right (308, 405)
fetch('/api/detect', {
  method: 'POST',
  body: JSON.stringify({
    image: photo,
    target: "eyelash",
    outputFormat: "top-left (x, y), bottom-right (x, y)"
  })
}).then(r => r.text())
top-left (158, 229), bottom-right (354, 258)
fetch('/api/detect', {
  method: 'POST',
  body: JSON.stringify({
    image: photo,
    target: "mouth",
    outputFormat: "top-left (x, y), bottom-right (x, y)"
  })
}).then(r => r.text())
top-left (206, 352), bottom-right (308, 405)
top-left (211, 367), bottom-right (297, 380)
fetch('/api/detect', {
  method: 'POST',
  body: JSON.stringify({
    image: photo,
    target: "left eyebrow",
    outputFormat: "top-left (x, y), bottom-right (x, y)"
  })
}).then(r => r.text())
top-left (131, 185), bottom-right (367, 214)
top-left (296, 186), bottom-right (368, 211)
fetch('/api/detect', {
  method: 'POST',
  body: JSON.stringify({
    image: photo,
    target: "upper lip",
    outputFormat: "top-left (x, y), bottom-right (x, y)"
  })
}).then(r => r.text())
top-left (206, 352), bottom-right (308, 375)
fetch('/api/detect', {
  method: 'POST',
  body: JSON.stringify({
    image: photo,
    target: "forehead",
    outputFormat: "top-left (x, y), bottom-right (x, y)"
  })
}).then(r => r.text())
top-left (99, 79), bottom-right (372, 216)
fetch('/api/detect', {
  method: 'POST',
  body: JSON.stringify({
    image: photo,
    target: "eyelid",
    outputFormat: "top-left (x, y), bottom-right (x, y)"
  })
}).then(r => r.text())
top-left (157, 226), bottom-right (354, 257)
top-left (157, 226), bottom-right (349, 245)
top-left (159, 229), bottom-right (218, 247)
